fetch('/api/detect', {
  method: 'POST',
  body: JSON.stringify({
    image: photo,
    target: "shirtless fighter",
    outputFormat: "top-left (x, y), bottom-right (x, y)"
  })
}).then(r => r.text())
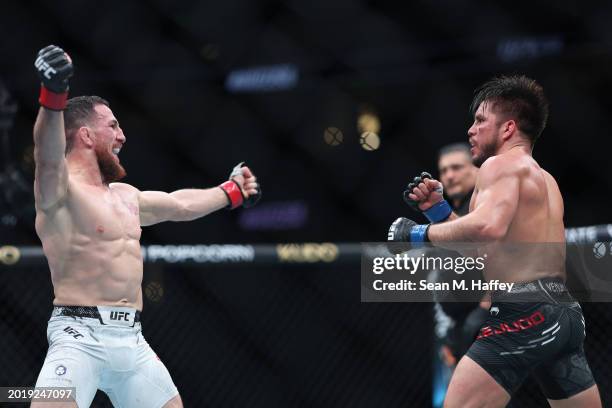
top-left (31, 45), bottom-right (260, 408)
top-left (388, 75), bottom-right (601, 407)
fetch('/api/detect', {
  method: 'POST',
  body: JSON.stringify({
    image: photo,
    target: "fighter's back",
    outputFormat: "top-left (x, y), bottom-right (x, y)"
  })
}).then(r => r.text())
top-left (505, 153), bottom-right (564, 243)
top-left (470, 149), bottom-right (566, 282)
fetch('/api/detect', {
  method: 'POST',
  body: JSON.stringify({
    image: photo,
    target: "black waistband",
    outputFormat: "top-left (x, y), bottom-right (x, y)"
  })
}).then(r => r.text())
top-left (54, 306), bottom-right (141, 322)
top-left (491, 278), bottom-right (573, 303)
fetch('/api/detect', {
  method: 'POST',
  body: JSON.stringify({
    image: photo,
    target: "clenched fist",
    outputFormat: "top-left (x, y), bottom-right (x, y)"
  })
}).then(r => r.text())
top-left (35, 45), bottom-right (74, 110)
top-left (403, 172), bottom-right (451, 223)
top-left (220, 162), bottom-right (262, 209)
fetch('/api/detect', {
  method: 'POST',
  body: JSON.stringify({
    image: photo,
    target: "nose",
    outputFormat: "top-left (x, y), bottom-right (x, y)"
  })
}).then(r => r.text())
top-left (117, 128), bottom-right (126, 143)
top-left (467, 123), bottom-right (476, 138)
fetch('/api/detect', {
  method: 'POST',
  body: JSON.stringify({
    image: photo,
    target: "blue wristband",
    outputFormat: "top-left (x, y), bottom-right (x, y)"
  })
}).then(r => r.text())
top-left (423, 200), bottom-right (452, 223)
top-left (410, 224), bottom-right (430, 242)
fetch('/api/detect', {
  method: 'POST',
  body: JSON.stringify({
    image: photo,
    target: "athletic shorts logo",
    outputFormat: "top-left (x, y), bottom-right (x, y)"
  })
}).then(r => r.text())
top-left (55, 365), bottom-right (67, 376)
top-left (477, 311), bottom-right (545, 340)
top-left (110, 311), bottom-right (130, 321)
top-left (63, 326), bottom-right (84, 339)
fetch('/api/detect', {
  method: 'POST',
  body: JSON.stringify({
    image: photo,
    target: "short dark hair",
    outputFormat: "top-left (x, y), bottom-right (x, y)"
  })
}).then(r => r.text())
top-left (64, 95), bottom-right (109, 154)
top-left (438, 142), bottom-right (471, 162)
top-left (470, 75), bottom-right (549, 144)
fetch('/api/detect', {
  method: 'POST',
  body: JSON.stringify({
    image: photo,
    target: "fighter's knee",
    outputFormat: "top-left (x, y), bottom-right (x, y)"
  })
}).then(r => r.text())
top-left (548, 384), bottom-right (602, 408)
top-left (443, 389), bottom-right (477, 408)
top-left (162, 394), bottom-right (183, 408)
top-left (444, 393), bottom-right (502, 408)
top-left (30, 402), bottom-right (77, 408)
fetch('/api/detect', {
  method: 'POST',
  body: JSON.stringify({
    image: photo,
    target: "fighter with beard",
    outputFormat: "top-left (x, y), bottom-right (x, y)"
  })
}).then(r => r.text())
top-left (388, 76), bottom-right (600, 407)
top-left (31, 45), bottom-right (260, 408)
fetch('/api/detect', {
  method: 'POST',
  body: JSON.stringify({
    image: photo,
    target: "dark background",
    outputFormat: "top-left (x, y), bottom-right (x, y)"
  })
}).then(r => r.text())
top-left (1, 0), bottom-right (612, 407)
top-left (2, 0), bottom-right (612, 244)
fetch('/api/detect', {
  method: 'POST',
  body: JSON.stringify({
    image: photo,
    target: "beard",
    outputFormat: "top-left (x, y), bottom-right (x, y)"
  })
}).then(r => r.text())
top-left (472, 138), bottom-right (499, 167)
top-left (95, 146), bottom-right (127, 183)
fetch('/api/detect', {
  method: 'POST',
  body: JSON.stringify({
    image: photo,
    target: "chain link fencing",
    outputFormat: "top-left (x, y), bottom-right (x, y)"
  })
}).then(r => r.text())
top-left (1, 238), bottom-right (610, 407)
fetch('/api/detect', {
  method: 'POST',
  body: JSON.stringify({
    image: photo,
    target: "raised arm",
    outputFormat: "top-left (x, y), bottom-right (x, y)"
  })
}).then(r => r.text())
top-left (32, 45), bottom-right (74, 211)
top-left (134, 163), bottom-right (261, 226)
top-left (34, 109), bottom-right (68, 210)
top-left (427, 157), bottom-right (519, 242)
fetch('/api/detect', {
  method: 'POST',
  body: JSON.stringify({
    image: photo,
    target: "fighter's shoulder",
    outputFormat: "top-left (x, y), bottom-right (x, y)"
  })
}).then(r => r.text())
top-left (539, 168), bottom-right (562, 193)
top-left (478, 154), bottom-right (524, 179)
top-left (539, 168), bottom-right (556, 182)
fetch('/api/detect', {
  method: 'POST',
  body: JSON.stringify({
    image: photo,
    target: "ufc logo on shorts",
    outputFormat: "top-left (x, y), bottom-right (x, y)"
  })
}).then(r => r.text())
top-left (110, 311), bottom-right (130, 321)
top-left (63, 326), bottom-right (84, 339)
top-left (35, 56), bottom-right (57, 79)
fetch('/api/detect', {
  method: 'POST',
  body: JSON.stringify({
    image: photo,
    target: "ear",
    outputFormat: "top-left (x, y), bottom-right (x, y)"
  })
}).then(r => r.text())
top-left (501, 119), bottom-right (516, 141)
top-left (78, 126), bottom-right (95, 148)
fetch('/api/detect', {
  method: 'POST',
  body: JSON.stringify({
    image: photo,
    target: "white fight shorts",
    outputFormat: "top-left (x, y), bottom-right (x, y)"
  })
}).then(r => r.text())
top-left (34, 306), bottom-right (178, 408)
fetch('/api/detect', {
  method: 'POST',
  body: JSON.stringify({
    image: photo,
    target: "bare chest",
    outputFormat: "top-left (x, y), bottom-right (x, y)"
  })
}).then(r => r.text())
top-left (68, 185), bottom-right (141, 240)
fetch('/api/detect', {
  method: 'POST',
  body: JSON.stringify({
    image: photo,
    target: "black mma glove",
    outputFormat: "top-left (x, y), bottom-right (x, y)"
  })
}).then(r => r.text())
top-left (388, 217), bottom-right (430, 243)
top-left (219, 162), bottom-right (262, 209)
top-left (403, 172), bottom-right (452, 223)
top-left (34, 45), bottom-right (74, 110)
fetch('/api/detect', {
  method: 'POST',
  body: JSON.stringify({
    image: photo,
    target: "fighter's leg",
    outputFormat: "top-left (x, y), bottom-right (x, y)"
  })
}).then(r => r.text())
top-left (533, 301), bottom-right (600, 408)
top-left (533, 346), bottom-right (600, 408)
top-left (104, 361), bottom-right (180, 408)
top-left (31, 346), bottom-right (99, 408)
top-left (444, 355), bottom-right (511, 408)
top-left (548, 385), bottom-right (601, 408)
top-left (162, 394), bottom-right (184, 407)
top-left (105, 386), bottom-right (182, 408)
top-left (32, 316), bottom-right (104, 408)
top-left (30, 398), bottom-right (77, 408)
top-left (103, 331), bottom-right (179, 408)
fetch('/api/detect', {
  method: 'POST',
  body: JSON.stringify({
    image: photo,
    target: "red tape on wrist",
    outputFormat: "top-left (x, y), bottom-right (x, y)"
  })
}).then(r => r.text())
top-left (220, 180), bottom-right (244, 209)
top-left (39, 86), bottom-right (68, 111)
